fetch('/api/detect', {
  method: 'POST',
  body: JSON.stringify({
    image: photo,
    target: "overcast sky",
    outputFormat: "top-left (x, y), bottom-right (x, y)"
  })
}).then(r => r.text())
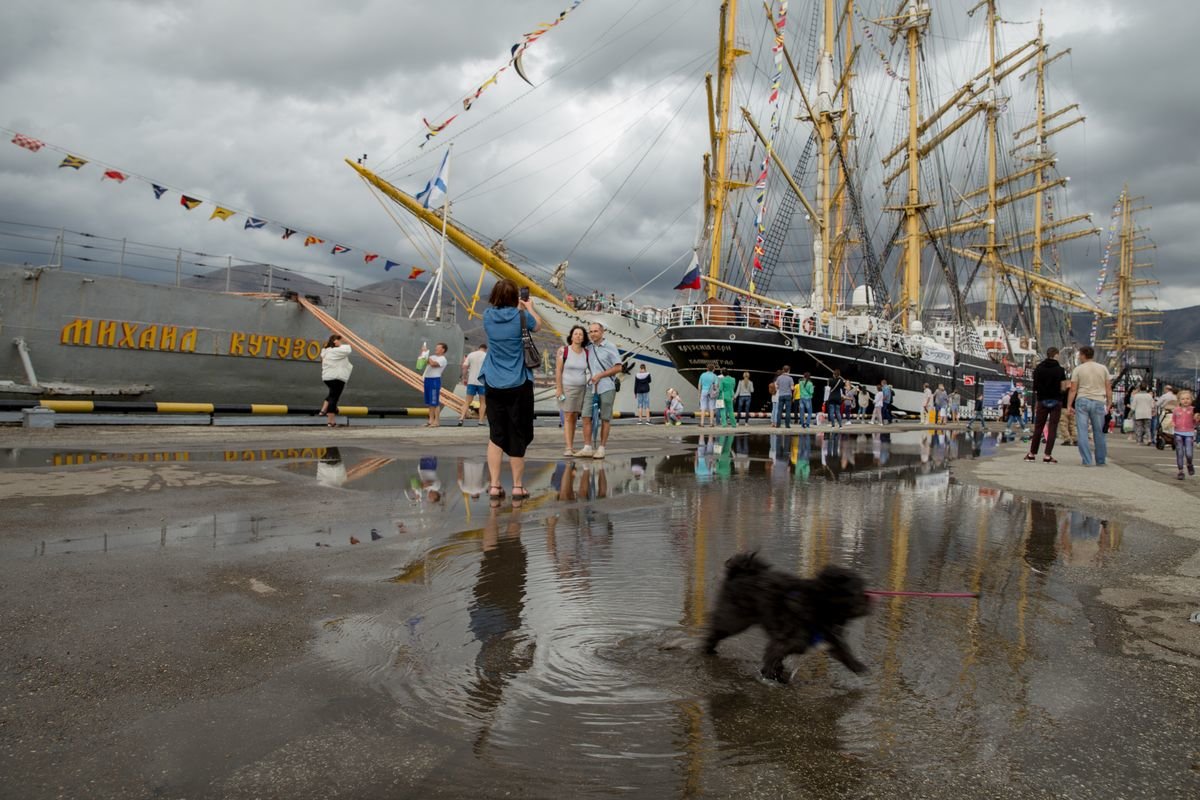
top-left (1, 0), bottom-right (1196, 312)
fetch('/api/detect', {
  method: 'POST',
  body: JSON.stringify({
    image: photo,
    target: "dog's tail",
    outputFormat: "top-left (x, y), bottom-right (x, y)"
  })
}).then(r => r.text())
top-left (723, 551), bottom-right (769, 579)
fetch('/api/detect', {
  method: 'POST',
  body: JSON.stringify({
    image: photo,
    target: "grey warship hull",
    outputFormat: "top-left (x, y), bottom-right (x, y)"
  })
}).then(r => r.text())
top-left (0, 264), bottom-right (462, 409)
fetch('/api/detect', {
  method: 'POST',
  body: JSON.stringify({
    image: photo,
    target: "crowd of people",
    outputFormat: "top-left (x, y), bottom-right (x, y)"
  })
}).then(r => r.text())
top-left (319, 300), bottom-right (1198, 496)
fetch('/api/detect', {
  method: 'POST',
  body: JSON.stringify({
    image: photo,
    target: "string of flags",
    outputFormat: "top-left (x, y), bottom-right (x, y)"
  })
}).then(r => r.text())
top-left (854, 6), bottom-right (907, 84)
top-left (420, 0), bottom-right (588, 146)
top-left (6, 130), bottom-right (430, 278)
top-left (751, 1), bottom-right (789, 284)
top-left (1089, 192), bottom-right (1124, 345)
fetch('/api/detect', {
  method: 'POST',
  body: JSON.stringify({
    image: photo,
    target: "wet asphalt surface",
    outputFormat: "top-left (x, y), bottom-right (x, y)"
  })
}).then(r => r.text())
top-left (0, 421), bottom-right (1198, 799)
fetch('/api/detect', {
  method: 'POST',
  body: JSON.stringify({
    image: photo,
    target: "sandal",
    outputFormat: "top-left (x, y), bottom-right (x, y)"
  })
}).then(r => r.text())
top-left (511, 486), bottom-right (530, 501)
top-left (326, 422), bottom-right (337, 428)
top-left (487, 485), bottom-right (506, 499)
top-left (1023, 453), bottom-right (1035, 461)
top-left (1043, 456), bottom-right (1057, 463)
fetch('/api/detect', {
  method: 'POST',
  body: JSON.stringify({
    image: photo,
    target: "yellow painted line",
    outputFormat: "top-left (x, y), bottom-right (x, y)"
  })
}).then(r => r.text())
top-left (339, 406), bottom-right (370, 417)
top-left (250, 404), bottom-right (289, 415)
top-left (40, 400), bottom-right (94, 412)
top-left (156, 402), bottom-right (215, 414)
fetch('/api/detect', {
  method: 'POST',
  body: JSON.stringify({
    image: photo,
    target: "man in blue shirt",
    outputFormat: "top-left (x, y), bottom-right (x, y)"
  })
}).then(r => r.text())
top-left (698, 364), bottom-right (718, 428)
top-left (574, 322), bottom-right (624, 459)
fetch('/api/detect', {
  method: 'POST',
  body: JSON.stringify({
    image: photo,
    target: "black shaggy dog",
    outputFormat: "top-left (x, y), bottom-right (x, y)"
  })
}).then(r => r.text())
top-left (704, 553), bottom-right (871, 683)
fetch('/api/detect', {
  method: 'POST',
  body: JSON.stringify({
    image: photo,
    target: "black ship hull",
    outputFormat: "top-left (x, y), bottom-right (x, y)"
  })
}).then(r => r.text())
top-left (660, 325), bottom-right (1027, 415)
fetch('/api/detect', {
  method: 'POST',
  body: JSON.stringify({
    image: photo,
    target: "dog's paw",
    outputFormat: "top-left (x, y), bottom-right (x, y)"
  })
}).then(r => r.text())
top-left (759, 668), bottom-right (789, 685)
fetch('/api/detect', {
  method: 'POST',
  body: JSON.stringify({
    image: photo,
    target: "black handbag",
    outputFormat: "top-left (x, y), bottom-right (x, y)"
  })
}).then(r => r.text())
top-left (519, 311), bottom-right (540, 369)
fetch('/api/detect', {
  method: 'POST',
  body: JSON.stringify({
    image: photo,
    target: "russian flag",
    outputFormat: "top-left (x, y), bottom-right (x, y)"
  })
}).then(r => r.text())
top-left (673, 251), bottom-right (702, 290)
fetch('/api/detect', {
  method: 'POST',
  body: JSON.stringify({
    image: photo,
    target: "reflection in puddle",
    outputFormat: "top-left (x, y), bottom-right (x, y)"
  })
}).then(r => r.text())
top-left (313, 432), bottom-right (1137, 795)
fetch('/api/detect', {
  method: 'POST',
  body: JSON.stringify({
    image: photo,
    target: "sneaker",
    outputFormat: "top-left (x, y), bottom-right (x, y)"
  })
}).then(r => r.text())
top-left (1189, 464), bottom-right (1195, 476)
top-left (573, 445), bottom-right (594, 457)
top-left (673, 421), bottom-right (682, 426)
top-left (1178, 471), bottom-right (1185, 481)
top-left (564, 449), bottom-right (574, 457)
top-left (593, 446), bottom-right (606, 459)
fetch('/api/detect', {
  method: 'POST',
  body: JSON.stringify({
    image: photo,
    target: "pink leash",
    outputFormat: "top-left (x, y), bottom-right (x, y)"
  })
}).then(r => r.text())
top-left (866, 590), bottom-right (979, 599)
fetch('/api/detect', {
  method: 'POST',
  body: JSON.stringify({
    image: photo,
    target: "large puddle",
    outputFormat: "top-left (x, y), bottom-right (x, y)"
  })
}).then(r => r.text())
top-left (4, 431), bottom-right (1191, 795)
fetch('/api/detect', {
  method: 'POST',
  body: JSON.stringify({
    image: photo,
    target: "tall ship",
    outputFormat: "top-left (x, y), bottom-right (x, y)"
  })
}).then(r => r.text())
top-left (0, 225), bottom-right (463, 408)
top-left (659, 0), bottom-right (1105, 413)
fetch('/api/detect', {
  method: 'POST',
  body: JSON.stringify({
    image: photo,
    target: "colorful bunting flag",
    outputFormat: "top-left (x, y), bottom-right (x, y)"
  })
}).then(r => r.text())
top-left (303, 236), bottom-right (324, 247)
top-left (102, 170), bottom-right (128, 182)
top-left (408, 268), bottom-right (426, 279)
top-left (420, 0), bottom-right (587, 144)
top-left (11, 133), bottom-right (44, 152)
top-left (384, 260), bottom-right (400, 271)
top-left (180, 195), bottom-right (201, 210)
top-left (281, 228), bottom-right (296, 239)
top-left (58, 155), bottom-right (88, 170)
top-left (152, 184), bottom-right (168, 199)
top-left (244, 217), bottom-right (266, 229)
top-left (364, 253), bottom-right (379, 263)
top-left (331, 244), bottom-right (350, 255)
top-left (209, 206), bottom-right (235, 221)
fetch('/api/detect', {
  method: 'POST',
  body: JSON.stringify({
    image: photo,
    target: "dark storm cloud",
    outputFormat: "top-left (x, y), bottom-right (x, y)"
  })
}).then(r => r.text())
top-left (0, 0), bottom-right (1195, 311)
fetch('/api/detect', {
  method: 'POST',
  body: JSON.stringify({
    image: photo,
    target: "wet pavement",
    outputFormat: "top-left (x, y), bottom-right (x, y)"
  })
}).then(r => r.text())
top-left (1, 425), bottom-right (1198, 798)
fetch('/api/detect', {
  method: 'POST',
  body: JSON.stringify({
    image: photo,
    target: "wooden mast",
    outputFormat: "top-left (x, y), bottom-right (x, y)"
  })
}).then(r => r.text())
top-left (1095, 187), bottom-right (1163, 371)
top-left (898, 0), bottom-right (928, 332)
top-left (706, 0), bottom-right (749, 288)
top-left (813, 0), bottom-right (837, 312)
top-left (982, 0), bottom-right (1002, 323)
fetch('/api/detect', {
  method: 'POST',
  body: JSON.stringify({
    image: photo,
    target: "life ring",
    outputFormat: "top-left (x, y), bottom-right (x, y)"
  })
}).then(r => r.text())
top-left (802, 317), bottom-right (815, 334)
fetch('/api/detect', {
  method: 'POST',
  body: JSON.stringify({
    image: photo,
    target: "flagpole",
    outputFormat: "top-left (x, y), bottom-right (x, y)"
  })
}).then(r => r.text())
top-left (433, 145), bottom-right (452, 321)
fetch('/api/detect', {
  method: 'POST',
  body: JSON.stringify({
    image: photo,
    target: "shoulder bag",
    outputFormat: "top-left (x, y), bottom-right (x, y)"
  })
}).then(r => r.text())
top-left (519, 311), bottom-right (541, 369)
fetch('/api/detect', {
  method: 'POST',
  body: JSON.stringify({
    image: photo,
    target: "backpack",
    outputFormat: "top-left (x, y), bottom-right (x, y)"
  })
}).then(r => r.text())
top-left (707, 379), bottom-right (719, 399)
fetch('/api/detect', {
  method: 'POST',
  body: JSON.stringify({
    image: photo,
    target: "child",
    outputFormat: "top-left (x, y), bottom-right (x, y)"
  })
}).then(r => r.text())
top-left (665, 388), bottom-right (685, 426)
top-left (1171, 389), bottom-right (1197, 480)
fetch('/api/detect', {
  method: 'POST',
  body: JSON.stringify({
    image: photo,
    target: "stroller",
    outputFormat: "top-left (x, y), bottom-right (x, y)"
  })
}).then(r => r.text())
top-left (1154, 407), bottom-right (1175, 450)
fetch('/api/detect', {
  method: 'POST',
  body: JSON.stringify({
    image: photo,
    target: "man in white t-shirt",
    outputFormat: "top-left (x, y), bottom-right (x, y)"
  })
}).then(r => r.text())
top-left (422, 342), bottom-right (449, 427)
top-left (457, 342), bottom-right (488, 426)
top-left (1065, 345), bottom-right (1113, 466)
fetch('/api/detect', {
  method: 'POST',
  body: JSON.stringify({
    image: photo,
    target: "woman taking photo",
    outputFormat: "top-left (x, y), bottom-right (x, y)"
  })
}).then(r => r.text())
top-left (555, 325), bottom-right (589, 455)
top-left (318, 334), bottom-right (352, 427)
top-left (480, 279), bottom-right (541, 503)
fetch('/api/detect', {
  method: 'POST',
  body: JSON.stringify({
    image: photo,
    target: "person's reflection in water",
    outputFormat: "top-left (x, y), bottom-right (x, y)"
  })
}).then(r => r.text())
top-left (628, 456), bottom-right (648, 492)
top-left (970, 430), bottom-right (985, 459)
top-left (1024, 500), bottom-right (1060, 574)
top-left (315, 447), bottom-right (347, 487)
top-left (878, 433), bottom-right (891, 465)
top-left (714, 435), bottom-right (734, 477)
top-left (467, 505), bottom-right (535, 753)
top-left (1059, 509), bottom-right (1117, 567)
top-left (794, 435), bottom-right (812, 481)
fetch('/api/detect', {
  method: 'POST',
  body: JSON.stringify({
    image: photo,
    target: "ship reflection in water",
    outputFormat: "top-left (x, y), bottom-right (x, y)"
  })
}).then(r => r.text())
top-left (3, 432), bottom-right (1178, 792)
top-left (310, 431), bottom-right (1177, 797)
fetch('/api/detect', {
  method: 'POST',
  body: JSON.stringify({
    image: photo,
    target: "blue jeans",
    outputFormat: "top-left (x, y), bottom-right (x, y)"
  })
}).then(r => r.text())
top-left (827, 402), bottom-right (843, 427)
top-left (1074, 397), bottom-right (1108, 465)
top-left (735, 395), bottom-right (751, 422)
top-left (799, 397), bottom-right (813, 427)
top-left (777, 397), bottom-right (791, 427)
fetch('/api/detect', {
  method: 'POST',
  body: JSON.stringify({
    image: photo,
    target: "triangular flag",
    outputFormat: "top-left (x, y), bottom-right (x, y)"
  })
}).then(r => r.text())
top-left (244, 217), bottom-right (266, 229)
top-left (281, 228), bottom-right (296, 239)
top-left (408, 267), bottom-right (426, 279)
top-left (363, 253), bottom-right (379, 263)
top-left (180, 195), bottom-right (201, 210)
top-left (58, 155), bottom-right (88, 170)
top-left (209, 206), bottom-right (235, 221)
top-left (303, 236), bottom-right (324, 247)
top-left (11, 133), bottom-right (44, 152)
top-left (383, 260), bottom-right (400, 271)
top-left (331, 245), bottom-right (350, 255)
top-left (102, 170), bottom-right (128, 183)
top-left (152, 184), bottom-right (168, 199)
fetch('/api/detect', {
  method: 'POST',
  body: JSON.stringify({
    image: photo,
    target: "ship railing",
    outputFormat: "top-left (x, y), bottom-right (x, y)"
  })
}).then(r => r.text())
top-left (664, 303), bottom-right (910, 353)
top-left (566, 294), bottom-right (666, 325)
